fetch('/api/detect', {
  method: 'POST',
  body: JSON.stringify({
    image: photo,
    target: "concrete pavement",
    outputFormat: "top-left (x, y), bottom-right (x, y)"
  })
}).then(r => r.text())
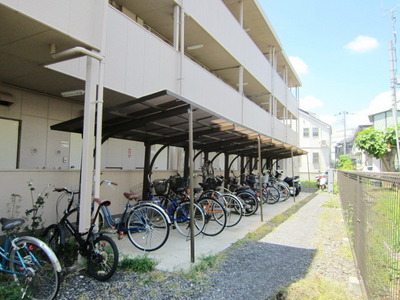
top-left (112, 192), bottom-right (316, 272)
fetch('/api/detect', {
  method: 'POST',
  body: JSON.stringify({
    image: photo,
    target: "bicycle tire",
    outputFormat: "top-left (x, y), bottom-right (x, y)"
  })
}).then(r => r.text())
top-left (127, 204), bottom-right (170, 251)
top-left (276, 182), bottom-right (290, 202)
top-left (43, 223), bottom-right (77, 268)
top-left (264, 186), bottom-right (280, 204)
top-left (197, 197), bottom-right (227, 236)
top-left (219, 194), bottom-right (243, 227)
top-left (236, 191), bottom-right (258, 216)
top-left (174, 202), bottom-right (205, 237)
top-left (9, 236), bottom-right (61, 300)
top-left (86, 234), bottom-right (118, 281)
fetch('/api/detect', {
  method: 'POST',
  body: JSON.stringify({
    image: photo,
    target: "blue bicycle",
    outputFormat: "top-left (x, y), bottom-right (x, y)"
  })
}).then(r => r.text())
top-left (97, 180), bottom-right (171, 252)
top-left (0, 217), bottom-right (61, 299)
top-left (148, 174), bottom-right (206, 237)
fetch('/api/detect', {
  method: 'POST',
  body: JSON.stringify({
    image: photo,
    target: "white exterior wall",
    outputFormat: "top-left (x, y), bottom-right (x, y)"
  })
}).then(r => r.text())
top-left (298, 112), bottom-right (331, 177)
top-left (50, 5), bottom-right (297, 143)
top-left (1, 0), bottom-right (105, 50)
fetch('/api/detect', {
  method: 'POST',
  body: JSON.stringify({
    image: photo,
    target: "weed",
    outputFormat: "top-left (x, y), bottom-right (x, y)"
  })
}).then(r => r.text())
top-left (24, 181), bottom-right (51, 234)
top-left (283, 274), bottom-right (355, 300)
top-left (0, 276), bottom-right (23, 300)
top-left (7, 194), bottom-right (22, 219)
top-left (321, 197), bottom-right (341, 209)
top-left (185, 254), bottom-right (222, 282)
top-left (119, 255), bottom-right (158, 273)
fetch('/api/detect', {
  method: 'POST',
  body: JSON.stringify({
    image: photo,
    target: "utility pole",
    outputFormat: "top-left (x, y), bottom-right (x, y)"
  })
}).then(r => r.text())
top-left (388, 6), bottom-right (400, 171)
top-left (389, 40), bottom-right (400, 171)
top-left (337, 111), bottom-right (348, 155)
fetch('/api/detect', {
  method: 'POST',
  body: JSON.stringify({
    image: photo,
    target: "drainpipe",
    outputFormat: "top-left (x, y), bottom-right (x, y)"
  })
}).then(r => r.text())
top-left (51, 44), bottom-right (105, 233)
top-left (52, 46), bottom-right (103, 62)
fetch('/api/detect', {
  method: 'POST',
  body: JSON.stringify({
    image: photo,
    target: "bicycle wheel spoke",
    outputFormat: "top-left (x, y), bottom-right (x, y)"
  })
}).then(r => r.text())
top-left (127, 205), bottom-right (170, 251)
top-left (9, 237), bottom-right (61, 300)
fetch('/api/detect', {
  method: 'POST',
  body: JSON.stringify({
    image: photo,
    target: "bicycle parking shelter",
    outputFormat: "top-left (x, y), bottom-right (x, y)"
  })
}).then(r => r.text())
top-left (52, 88), bottom-right (306, 262)
top-left (51, 89), bottom-right (306, 194)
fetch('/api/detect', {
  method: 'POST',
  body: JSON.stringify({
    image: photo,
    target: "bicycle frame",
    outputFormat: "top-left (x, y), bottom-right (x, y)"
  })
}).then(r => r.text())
top-left (100, 200), bottom-right (171, 232)
top-left (1, 234), bottom-right (61, 276)
top-left (0, 239), bottom-right (22, 276)
top-left (58, 197), bottom-right (110, 255)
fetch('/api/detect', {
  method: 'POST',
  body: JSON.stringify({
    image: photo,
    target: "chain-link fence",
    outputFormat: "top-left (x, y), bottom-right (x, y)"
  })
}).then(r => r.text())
top-left (338, 171), bottom-right (400, 300)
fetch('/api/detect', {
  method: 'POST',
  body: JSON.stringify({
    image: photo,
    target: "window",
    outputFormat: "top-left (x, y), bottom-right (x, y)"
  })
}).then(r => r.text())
top-left (303, 128), bottom-right (309, 138)
top-left (313, 152), bottom-right (319, 164)
top-left (312, 128), bottom-right (319, 137)
top-left (0, 118), bottom-right (20, 169)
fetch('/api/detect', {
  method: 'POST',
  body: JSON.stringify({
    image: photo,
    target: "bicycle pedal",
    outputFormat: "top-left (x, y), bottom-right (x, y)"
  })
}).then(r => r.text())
top-left (118, 232), bottom-right (124, 240)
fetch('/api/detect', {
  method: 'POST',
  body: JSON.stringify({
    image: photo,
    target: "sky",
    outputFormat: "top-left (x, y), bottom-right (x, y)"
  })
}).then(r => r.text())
top-left (259, 0), bottom-right (400, 141)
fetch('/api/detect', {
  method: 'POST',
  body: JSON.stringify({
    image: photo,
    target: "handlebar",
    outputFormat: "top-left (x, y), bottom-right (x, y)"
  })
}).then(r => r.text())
top-left (53, 187), bottom-right (79, 195)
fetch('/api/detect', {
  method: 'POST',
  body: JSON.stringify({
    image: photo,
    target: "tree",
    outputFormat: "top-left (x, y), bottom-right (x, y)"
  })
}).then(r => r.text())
top-left (336, 155), bottom-right (355, 170)
top-left (355, 125), bottom-right (400, 171)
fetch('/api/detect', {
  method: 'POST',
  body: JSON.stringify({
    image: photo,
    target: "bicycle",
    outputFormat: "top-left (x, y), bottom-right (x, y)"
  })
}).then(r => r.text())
top-left (245, 173), bottom-right (280, 205)
top-left (97, 180), bottom-right (171, 252)
top-left (228, 172), bottom-right (259, 216)
top-left (0, 217), bottom-right (61, 299)
top-left (148, 174), bottom-right (206, 238)
top-left (194, 175), bottom-right (243, 228)
top-left (43, 188), bottom-right (119, 281)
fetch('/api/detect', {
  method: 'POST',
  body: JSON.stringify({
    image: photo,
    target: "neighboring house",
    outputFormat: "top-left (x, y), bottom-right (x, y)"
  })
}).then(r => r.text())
top-left (0, 0), bottom-right (304, 226)
top-left (335, 125), bottom-right (383, 171)
top-left (368, 108), bottom-right (400, 130)
top-left (298, 109), bottom-right (332, 178)
top-left (367, 109), bottom-right (400, 171)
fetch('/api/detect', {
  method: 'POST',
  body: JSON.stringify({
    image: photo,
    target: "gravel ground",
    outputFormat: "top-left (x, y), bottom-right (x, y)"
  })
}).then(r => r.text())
top-left (57, 192), bottom-right (363, 300)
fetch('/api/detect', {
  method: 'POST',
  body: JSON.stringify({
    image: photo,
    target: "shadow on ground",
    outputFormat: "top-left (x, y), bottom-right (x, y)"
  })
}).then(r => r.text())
top-left (202, 241), bottom-right (316, 300)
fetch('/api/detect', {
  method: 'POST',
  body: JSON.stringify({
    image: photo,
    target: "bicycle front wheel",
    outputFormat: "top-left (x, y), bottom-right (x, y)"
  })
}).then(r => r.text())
top-left (220, 194), bottom-right (243, 227)
top-left (197, 197), bottom-right (227, 236)
top-left (87, 235), bottom-right (118, 281)
top-left (127, 204), bottom-right (170, 251)
top-left (264, 186), bottom-right (280, 204)
top-left (236, 191), bottom-right (258, 216)
top-left (174, 202), bottom-right (205, 237)
top-left (9, 236), bottom-right (61, 300)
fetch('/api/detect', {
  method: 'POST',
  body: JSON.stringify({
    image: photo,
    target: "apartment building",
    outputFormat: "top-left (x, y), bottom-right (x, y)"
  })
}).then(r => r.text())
top-left (0, 0), bottom-right (304, 227)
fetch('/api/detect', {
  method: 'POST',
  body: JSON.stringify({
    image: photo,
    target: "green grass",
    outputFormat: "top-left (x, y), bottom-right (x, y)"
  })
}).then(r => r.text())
top-left (119, 255), bottom-right (158, 273)
top-left (321, 197), bottom-right (341, 208)
top-left (183, 254), bottom-right (223, 282)
top-left (282, 275), bottom-right (356, 300)
top-left (0, 275), bottom-right (25, 300)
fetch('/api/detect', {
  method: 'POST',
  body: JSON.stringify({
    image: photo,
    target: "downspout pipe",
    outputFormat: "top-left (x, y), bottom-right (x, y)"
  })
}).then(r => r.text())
top-left (52, 46), bottom-right (103, 61)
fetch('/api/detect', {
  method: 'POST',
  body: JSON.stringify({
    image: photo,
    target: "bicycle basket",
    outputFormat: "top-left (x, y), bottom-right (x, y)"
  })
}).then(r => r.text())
top-left (153, 179), bottom-right (168, 195)
top-left (204, 177), bottom-right (220, 190)
top-left (169, 175), bottom-right (187, 193)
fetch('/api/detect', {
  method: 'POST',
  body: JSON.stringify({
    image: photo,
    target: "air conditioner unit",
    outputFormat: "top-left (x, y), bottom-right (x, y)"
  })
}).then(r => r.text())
top-left (320, 140), bottom-right (327, 147)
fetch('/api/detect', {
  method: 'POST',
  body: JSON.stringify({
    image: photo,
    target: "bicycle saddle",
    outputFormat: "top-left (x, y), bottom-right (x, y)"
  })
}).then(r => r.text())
top-left (0, 217), bottom-right (25, 231)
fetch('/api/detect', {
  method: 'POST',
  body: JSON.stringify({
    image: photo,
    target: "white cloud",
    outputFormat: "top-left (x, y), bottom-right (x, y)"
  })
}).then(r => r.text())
top-left (330, 91), bottom-right (393, 134)
top-left (345, 35), bottom-right (379, 53)
top-left (289, 56), bottom-right (308, 74)
top-left (299, 95), bottom-right (323, 110)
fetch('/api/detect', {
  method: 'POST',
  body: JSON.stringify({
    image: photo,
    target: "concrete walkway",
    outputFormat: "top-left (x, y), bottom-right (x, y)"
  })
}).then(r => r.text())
top-left (113, 192), bottom-right (315, 272)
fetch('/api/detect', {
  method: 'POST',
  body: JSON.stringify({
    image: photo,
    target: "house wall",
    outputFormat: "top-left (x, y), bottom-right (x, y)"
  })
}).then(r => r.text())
top-left (298, 112), bottom-right (331, 177)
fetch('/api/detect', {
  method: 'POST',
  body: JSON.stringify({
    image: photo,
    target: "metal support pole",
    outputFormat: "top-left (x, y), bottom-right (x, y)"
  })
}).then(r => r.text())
top-left (188, 106), bottom-right (195, 263)
top-left (258, 136), bottom-right (264, 221)
top-left (291, 149), bottom-right (295, 202)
